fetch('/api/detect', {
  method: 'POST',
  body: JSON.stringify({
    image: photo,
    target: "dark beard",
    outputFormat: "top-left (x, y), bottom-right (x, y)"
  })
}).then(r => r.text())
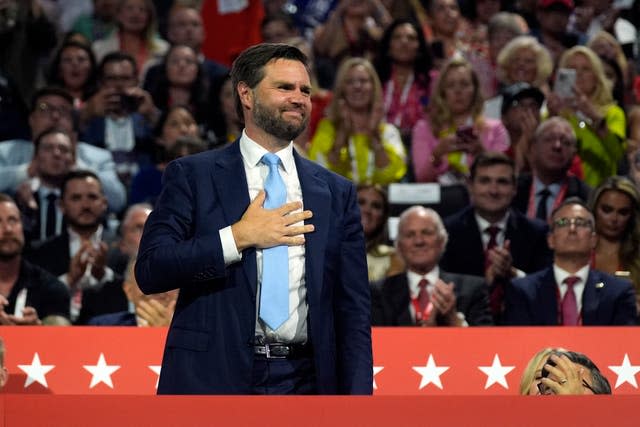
top-left (253, 99), bottom-right (308, 142)
top-left (0, 238), bottom-right (23, 261)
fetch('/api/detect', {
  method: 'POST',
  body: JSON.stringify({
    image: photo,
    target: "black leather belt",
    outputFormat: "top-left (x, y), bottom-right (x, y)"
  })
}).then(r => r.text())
top-left (254, 342), bottom-right (313, 359)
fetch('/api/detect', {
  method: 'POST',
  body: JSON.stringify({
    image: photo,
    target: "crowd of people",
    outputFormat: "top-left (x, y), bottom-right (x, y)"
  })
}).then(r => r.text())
top-left (0, 0), bottom-right (638, 396)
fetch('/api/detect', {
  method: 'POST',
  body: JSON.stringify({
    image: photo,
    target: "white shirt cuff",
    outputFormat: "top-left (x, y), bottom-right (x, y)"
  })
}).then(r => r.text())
top-left (220, 226), bottom-right (242, 265)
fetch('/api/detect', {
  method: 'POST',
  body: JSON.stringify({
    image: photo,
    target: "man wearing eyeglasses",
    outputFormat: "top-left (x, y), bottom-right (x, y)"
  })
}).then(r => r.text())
top-left (504, 197), bottom-right (637, 325)
top-left (0, 87), bottom-right (127, 214)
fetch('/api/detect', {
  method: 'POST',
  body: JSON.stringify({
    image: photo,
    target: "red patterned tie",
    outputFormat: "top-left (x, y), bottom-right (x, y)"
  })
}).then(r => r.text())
top-left (417, 279), bottom-right (429, 325)
top-left (484, 226), bottom-right (500, 270)
top-left (562, 276), bottom-right (579, 326)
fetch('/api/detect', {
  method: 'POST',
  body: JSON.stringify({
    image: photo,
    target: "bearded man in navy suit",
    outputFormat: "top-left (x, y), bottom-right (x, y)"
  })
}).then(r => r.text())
top-left (135, 44), bottom-right (372, 395)
top-left (505, 198), bottom-right (637, 325)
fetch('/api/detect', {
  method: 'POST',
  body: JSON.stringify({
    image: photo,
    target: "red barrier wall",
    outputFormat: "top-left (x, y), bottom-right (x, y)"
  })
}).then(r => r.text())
top-left (1, 326), bottom-right (639, 395)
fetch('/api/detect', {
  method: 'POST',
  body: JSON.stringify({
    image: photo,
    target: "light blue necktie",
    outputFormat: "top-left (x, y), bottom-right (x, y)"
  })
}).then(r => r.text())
top-left (259, 153), bottom-right (289, 330)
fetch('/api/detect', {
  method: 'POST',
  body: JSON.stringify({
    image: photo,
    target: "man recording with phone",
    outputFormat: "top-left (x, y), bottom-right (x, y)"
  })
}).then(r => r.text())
top-left (79, 52), bottom-right (159, 185)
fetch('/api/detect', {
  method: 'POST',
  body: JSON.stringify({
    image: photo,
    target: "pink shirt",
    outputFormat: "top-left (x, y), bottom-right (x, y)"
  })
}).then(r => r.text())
top-left (411, 117), bottom-right (509, 182)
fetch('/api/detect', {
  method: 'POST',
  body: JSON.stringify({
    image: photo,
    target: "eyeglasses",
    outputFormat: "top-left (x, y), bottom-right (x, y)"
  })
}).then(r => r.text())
top-left (537, 379), bottom-right (595, 395)
top-left (34, 103), bottom-right (73, 118)
top-left (552, 217), bottom-right (593, 230)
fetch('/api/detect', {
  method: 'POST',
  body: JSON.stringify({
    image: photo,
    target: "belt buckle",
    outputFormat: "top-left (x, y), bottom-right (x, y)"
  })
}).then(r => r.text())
top-left (265, 344), bottom-right (288, 359)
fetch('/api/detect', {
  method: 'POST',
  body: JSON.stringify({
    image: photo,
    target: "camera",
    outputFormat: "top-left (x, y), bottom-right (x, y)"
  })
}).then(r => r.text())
top-left (120, 94), bottom-right (142, 113)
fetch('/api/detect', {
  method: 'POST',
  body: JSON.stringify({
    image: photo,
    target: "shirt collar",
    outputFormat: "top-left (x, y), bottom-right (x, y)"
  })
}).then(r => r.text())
top-left (407, 267), bottom-right (439, 298)
top-left (475, 211), bottom-right (509, 233)
top-left (239, 129), bottom-right (295, 173)
top-left (533, 176), bottom-right (562, 196)
top-left (553, 263), bottom-right (590, 288)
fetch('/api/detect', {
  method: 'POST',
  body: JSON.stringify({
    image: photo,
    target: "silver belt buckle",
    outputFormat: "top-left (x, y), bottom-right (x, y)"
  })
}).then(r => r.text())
top-left (265, 344), bottom-right (288, 359)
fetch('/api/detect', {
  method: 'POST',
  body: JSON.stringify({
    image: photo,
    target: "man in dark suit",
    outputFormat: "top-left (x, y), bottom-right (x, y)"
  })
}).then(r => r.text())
top-left (439, 152), bottom-right (552, 323)
top-left (0, 193), bottom-right (70, 325)
top-left (135, 44), bottom-right (372, 395)
top-left (26, 170), bottom-right (126, 324)
top-left (373, 206), bottom-right (492, 327)
top-left (15, 128), bottom-right (75, 245)
top-left (505, 198), bottom-right (637, 325)
top-left (512, 116), bottom-right (591, 221)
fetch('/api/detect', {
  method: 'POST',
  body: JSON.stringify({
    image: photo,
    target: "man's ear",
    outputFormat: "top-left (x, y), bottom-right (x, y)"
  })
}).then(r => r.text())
top-left (237, 82), bottom-right (253, 112)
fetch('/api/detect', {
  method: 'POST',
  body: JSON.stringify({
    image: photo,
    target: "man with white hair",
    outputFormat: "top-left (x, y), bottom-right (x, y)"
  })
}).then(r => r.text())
top-left (372, 206), bottom-right (492, 326)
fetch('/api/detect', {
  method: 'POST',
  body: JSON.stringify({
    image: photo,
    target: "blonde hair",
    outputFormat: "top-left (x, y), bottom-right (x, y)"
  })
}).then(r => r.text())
top-left (428, 57), bottom-right (484, 132)
top-left (589, 176), bottom-right (640, 292)
top-left (496, 35), bottom-right (553, 87)
top-left (587, 30), bottom-right (628, 85)
top-left (558, 46), bottom-right (613, 108)
top-left (326, 57), bottom-right (383, 127)
top-left (520, 347), bottom-right (562, 395)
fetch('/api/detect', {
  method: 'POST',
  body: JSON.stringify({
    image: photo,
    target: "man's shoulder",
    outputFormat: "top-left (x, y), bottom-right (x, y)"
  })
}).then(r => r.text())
top-left (440, 270), bottom-right (485, 287)
top-left (88, 311), bottom-right (136, 326)
top-left (19, 258), bottom-right (68, 292)
top-left (296, 152), bottom-right (356, 190)
top-left (0, 139), bottom-right (32, 160)
top-left (512, 267), bottom-right (550, 287)
top-left (443, 206), bottom-right (474, 230)
top-left (589, 270), bottom-right (635, 294)
top-left (508, 208), bottom-right (548, 233)
top-left (77, 141), bottom-right (113, 159)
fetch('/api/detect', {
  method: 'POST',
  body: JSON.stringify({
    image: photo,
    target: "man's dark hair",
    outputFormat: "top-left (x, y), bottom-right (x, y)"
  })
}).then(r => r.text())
top-left (30, 86), bottom-right (74, 113)
top-left (0, 193), bottom-right (15, 205)
top-left (230, 43), bottom-right (308, 120)
top-left (33, 127), bottom-right (73, 153)
top-left (550, 196), bottom-right (591, 222)
top-left (469, 151), bottom-right (516, 183)
top-left (60, 170), bottom-right (102, 199)
top-left (564, 351), bottom-right (611, 394)
top-left (98, 51), bottom-right (139, 81)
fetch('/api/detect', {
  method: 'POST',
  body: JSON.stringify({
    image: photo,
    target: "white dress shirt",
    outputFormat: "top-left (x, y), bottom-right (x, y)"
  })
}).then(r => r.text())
top-left (218, 130), bottom-right (308, 343)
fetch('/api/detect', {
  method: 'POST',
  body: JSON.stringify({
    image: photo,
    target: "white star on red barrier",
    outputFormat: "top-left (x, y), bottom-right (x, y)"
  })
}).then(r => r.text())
top-left (412, 354), bottom-right (449, 390)
top-left (17, 353), bottom-right (55, 388)
top-left (83, 353), bottom-right (121, 389)
top-left (478, 354), bottom-right (515, 389)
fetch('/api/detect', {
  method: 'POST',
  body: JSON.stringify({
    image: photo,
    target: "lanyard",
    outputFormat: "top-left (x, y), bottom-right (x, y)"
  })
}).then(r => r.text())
top-left (411, 296), bottom-right (433, 324)
top-left (383, 71), bottom-right (414, 128)
top-left (347, 135), bottom-right (376, 183)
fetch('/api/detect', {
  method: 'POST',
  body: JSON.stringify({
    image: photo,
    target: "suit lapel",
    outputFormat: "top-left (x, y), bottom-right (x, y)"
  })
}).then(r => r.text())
top-left (212, 142), bottom-right (256, 294)
top-left (384, 275), bottom-right (413, 326)
top-left (295, 154), bottom-right (330, 306)
top-left (537, 268), bottom-right (559, 324)
top-left (581, 270), bottom-right (602, 325)
top-left (462, 208), bottom-right (485, 274)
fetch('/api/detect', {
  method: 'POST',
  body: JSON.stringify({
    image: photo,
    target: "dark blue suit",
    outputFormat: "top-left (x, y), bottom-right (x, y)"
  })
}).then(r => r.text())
top-left (135, 141), bottom-right (372, 394)
top-left (504, 267), bottom-right (637, 325)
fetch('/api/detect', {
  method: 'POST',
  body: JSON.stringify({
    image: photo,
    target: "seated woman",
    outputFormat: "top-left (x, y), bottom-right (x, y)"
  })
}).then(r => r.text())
top-left (484, 35), bottom-right (553, 119)
top-left (548, 46), bottom-right (626, 188)
top-left (93, 0), bottom-right (169, 79)
top-left (411, 57), bottom-right (508, 183)
top-left (129, 105), bottom-right (202, 204)
top-left (309, 57), bottom-right (407, 185)
top-left (46, 40), bottom-right (99, 109)
top-left (144, 44), bottom-right (214, 142)
top-left (374, 18), bottom-right (433, 146)
top-left (589, 176), bottom-right (640, 313)
top-left (357, 184), bottom-right (403, 283)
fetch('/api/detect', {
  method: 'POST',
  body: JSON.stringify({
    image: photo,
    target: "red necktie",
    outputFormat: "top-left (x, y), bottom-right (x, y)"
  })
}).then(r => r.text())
top-left (416, 279), bottom-right (429, 325)
top-left (562, 276), bottom-right (579, 326)
top-left (485, 226), bottom-right (503, 317)
top-left (484, 225), bottom-right (500, 270)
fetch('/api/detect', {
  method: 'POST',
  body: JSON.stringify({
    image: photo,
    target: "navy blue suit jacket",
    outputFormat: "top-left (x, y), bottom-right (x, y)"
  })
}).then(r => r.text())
top-left (440, 206), bottom-right (552, 277)
top-left (135, 141), bottom-right (372, 394)
top-left (88, 311), bottom-right (136, 326)
top-left (371, 271), bottom-right (493, 326)
top-left (504, 267), bottom-right (638, 325)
